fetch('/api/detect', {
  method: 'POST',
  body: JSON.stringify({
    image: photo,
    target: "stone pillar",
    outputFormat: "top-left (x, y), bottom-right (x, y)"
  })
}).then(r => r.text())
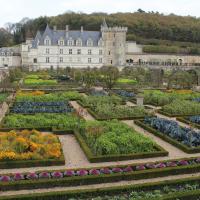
top-left (136, 94), bottom-right (144, 106)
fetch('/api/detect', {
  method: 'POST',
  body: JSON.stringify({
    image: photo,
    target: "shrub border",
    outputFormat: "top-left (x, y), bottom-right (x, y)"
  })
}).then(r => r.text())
top-left (1, 157), bottom-right (200, 191)
top-left (177, 117), bottom-right (200, 129)
top-left (1, 175), bottom-right (200, 200)
top-left (135, 119), bottom-right (200, 153)
top-left (86, 107), bottom-right (147, 120)
top-left (158, 109), bottom-right (200, 117)
top-left (74, 130), bottom-right (168, 162)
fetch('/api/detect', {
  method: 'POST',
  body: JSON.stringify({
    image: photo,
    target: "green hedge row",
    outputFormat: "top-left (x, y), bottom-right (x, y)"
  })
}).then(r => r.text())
top-left (177, 117), bottom-right (200, 129)
top-left (2, 174), bottom-right (200, 199)
top-left (0, 157), bottom-right (65, 169)
top-left (87, 107), bottom-right (146, 121)
top-left (158, 110), bottom-right (198, 117)
top-left (135, 120), bottom-right (200, 153)
top-left (74, 131), bottom-right (168, 162)
top-left (2, 159), bottom-right (200, 191)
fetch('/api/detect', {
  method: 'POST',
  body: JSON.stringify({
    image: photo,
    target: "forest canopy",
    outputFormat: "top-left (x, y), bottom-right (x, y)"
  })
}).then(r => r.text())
top-left (2, 10), bottom-right (200, 53)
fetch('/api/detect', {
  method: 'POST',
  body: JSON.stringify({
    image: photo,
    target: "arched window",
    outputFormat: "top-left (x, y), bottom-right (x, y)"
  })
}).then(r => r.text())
top-left (44, 36), bottom-right (51, 46)
top-left (76, 38), bottom-right (82, 46)
top-left (87, 38), bottom-right (93, 47)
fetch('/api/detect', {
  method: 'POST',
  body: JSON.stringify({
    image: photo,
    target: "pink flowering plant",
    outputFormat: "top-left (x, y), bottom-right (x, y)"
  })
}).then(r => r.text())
top-left (0, 158), bottom-right (200, 183)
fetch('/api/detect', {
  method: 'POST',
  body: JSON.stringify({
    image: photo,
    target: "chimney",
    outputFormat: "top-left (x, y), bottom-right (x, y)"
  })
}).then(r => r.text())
top-left (53, 26), bottom-right (57, 31)
top-left (66, 25), bottom-right (69, 37)
top-left (81, 26), bottom-right (83, 33)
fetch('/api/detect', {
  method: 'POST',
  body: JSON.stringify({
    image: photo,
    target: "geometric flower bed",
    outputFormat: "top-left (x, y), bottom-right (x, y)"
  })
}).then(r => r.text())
top-left (80, 95), bottom-right (149, 120)
top-left (114, 90), bottom-right (136, 98)
top-left (143, 90), bottom-right (200, 106)
top-left (1, 113), bottom-right (82, 131)
top-left (136, 117), bottom-right (200, 153)
top-left (161, 100), bottom-right (200, 116)
top-left (16, 90), bottom-right (82, 102)
top-left (0, 157), bottom-right (200, 190)
top-left (10, 101), bottom-right (74, 114)
top-left (0, 130), bottom-right (65, 168)
top-left (76, 120), bottom-right (167, 162)
top-left (177, 116), bottom-right (200, 129)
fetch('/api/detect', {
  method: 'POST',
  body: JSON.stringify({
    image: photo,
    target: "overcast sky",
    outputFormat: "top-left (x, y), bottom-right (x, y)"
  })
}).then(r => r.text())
top-left (0, 0), bottom-right (200, 27)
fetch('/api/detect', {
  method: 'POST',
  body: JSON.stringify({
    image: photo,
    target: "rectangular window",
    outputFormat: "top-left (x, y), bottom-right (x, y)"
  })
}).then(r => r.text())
top-left (88, 49), bottom-right (92, 55)
top-left (46, 48), bottom-right (49, 54)
top-left (60, 49), bottom-right (63, 54)
top-left (99, 58), bottom-right (102, 63)
top-left (77, 49), bottom-right (81, 55)
top-left (109, 51), bottom-right (111, 55)
top-left (60, 57), bottom-right (63, 63)
top-left (88, 58), bottom-right (92, 63)
top-left (69, 49), bottom-right (72, 54)
top-left (46, 57), bottom-right (50, 63)
top-left (99, 50), bottom-right (103, 55)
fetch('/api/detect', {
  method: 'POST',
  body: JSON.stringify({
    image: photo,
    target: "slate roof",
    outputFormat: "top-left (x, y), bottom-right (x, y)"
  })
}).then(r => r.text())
top-left (32, 24), bottom-right (102, 48)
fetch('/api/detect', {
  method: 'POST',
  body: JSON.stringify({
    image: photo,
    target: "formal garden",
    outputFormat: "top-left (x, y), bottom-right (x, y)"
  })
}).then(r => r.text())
top-left (1, 67), bottom-right (200, 199)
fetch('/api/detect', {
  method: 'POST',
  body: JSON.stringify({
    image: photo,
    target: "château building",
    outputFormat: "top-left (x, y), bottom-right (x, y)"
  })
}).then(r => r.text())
top-left (1, 19), bottom-right (200, 70)
top-left (21, 20), bottom-right (128, 70)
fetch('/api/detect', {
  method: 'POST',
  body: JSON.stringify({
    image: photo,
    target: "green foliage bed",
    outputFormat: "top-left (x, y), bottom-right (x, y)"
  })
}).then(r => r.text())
top-left (117, 78), bottom-right (137, 84)
top-left (2, 113), bottom-right (81, 130)
top-left (162, 100), bottom-right (200, 115)
top-left (81, 95), bottom-right (147, 119)
top-left (81, 120), bottom-right (157, 155)
top-left (144, 90), bottom-right (200, 106)
top-left (16, 91), bottom-right (82, 102)
top-left (24, 79), bottom-right (57, 86)
top-left (0, 93), bottom-right (9, 103)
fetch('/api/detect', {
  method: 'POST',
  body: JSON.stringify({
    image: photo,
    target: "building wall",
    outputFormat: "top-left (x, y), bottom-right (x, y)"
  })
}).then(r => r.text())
top-left (126, 53), bottom-right (200, 66)
top-left (0, 55), bottom-right (21, 67)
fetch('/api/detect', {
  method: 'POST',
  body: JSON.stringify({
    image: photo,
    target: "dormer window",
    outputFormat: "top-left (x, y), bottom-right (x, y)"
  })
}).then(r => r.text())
top-left (68, 38), bottom-right (74, 46)
top-left (44, 36), bottom-right (51, 46)
top-left (76, 38), bottom-right (82, 46)
top-left (98, 38), bottom-right (103, 46)
top-left (87, 38), bottom-right (93, 47)
top-left (58, 38), bottom-right (64, 46)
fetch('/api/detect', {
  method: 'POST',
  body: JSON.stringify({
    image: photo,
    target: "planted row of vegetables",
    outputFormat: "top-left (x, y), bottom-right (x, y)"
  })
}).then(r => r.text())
top-left (143, 117), bottom-right (200, 149)
top-left (80, 120), bottom-right (158, 156)
top-left (143, 90), bottom-right (200, 106)
top-left (2, 113), bottom-right (83, 130)
top-left (80, 95), bottom-right (147, 119)
top-left (10, 101), bottom-right (74, 114)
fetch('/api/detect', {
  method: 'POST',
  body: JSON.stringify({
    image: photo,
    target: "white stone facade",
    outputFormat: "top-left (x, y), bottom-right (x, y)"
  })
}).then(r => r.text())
top-left (0, 47), bottom-right (21, 68)
top-left (21, 21), bottom-right (128, 70)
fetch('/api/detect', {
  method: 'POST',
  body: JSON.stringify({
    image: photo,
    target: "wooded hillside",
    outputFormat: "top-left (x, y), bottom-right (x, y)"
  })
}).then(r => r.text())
top-left (2, 11), bottom-right (200, 52)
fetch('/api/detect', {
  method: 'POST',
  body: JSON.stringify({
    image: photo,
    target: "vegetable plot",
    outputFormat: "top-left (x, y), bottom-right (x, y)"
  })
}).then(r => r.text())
top-left (11, 102), bottom-right (74, 114)
top-left (144, 117), bottom-right (200, 147)
top-left (81, 120), bottom-right (157, 155)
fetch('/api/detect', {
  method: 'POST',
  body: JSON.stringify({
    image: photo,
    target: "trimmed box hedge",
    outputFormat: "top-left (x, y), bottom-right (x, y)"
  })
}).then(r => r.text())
top-left (87, 107), bottom-right (147, 120)
top-left (74, 131), bottom-right (168, 162)
top-left (158, 109), bottom-right (199, 117)
top-left (177, 117), bottom-right (200, 129)
top-left (1, 157), bottom-right (200, 191)
top-left (135, 120), bottom-right (200, 153)
top-left (0, 158), bottom-right (65, 169)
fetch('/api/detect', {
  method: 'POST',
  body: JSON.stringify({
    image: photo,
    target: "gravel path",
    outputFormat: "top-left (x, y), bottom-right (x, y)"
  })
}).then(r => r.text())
top-left (1, 100), bottom-right (200, 197)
